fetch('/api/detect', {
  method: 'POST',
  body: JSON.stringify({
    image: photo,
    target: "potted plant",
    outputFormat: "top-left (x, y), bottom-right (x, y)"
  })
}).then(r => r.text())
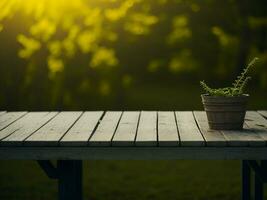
top-left (200, 57), bottom-right (259, 130)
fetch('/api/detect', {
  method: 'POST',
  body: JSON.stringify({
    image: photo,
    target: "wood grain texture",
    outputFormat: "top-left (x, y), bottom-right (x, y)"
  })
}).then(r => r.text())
top-left (112, 111), bottom-right (140, 146)
top-left (176, 111), bottom-right (205, 146)
top-left (258, 110), bottom-right (267, 118)
top-left (1, 110), bottom-right (267, 149)
top-left (1, 112), bottom-right (58, 146)
top-left (135, 111), bottom-right (157, 146)
top-left (89, 111), bottom-right (122, 146)
top-left (221, 128), bottom-right (265, 147)
top-left (60, 111), bottom-right (103, 146)
top-left (25, 112), bottom-right (82, 146)
top-left (0, 112), bottom-right (32, 140)
top-left (193, 111), bottom-right (227, 146)
top-left (157, 111), bottom-right (179, 146)
top-left (0, 112), bottom-right (27, 131)
top-left (245, 111), bottom-right (267, 141)
top-left (246, 111), bottom-right (267, 129)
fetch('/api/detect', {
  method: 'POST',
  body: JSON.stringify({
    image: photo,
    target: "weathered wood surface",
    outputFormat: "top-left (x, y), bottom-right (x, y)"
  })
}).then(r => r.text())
top-left (0, 111), bottom-right (266, 150)
top-left (176, 111), bottom-right (205, 146)
top-left (0, 112), bottom-right (27, 132)
top-left (221, 128), bottom-right (265, 147)
top-left (135, 111), bottom-right (157, 146)
top-left (112, 111), bottom-right (140, 146)
top-left (60, 111), bottom-right (103, 146)
top-left (0, 112), bottom-right (29, 140)
top-left (245, 111), bottom-right (267, 142)
top-left (89, 111), bottom-right (122, 146)
top-left (194, 111), bottom-right (227, 146)
top-left (1, 112), bottom-right (57, 146)
top-left (25, 112), bottom-right (82, 146)
top-left (157, 111), bottom-right (179, 146)
top-left (258, 110), bottom-right (267, 118)
top-left (0, 111), bottom-right (6, 116)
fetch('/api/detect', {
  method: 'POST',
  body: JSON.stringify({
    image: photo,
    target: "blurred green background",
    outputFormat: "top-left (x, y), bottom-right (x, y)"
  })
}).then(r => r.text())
top-left (0, 0), bottom-right (267, 199)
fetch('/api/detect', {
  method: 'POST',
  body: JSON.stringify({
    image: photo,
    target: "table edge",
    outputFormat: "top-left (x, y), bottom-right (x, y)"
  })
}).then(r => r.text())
top-left (1, 147), bottom-right (267, 160)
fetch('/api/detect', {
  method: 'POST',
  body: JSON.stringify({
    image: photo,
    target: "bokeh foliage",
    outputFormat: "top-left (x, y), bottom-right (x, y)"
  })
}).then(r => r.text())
top-left (0, 0), bottom-right (266, 110)
top-left (0, 2), bottom-right (267, 200)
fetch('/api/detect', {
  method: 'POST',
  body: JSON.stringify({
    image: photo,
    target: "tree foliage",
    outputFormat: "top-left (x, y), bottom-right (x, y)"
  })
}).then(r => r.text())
top-left (0, 0), bottom-right (266, 109)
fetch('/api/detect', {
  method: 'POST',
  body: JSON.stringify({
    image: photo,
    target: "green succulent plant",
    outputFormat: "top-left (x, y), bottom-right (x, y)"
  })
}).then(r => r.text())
top-left (200, 57), bottom-right (259, 96)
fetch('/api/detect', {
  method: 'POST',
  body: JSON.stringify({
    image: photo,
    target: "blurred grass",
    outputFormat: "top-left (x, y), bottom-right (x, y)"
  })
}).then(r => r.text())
top-left (0, 160), bottom-right (241, 200)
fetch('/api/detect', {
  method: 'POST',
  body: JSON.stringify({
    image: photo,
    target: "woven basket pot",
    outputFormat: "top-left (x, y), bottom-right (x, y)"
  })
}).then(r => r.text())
top-left (201, 94), bottom-right (249, 130)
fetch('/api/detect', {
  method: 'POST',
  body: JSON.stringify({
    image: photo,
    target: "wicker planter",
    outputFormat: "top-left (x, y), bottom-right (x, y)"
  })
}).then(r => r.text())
top-left (201, 94), bottom-right (249, 130)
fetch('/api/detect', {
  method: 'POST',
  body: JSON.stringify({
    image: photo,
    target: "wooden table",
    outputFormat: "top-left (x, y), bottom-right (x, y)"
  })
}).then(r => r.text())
top-left (1, 111), bottom-right (267, 200)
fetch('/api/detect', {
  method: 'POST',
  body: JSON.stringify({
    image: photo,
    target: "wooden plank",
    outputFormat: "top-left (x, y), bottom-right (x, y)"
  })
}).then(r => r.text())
top-left (89, 111), bottom-right (122, 146)
top-left (221, 126), bottom-right (265, 147)
top-left (175, 111), bottom-right (205, 146)
top-left (193, 111), bottom-right (227, 146)
top-left (245, 111), bottom-right (267, 141)
top-left (1, 112), bottom-right (58, 146)
top-left (135, 111), bottom-right (157, 146)
top-left (0, 112), bottom-right (30, 140)
top-left (112, 111), bottom-right (140, 146)
top-left (0, 111), bottom-right (6, 116)
top-left (2, 147), bottom-right (267, 160)
top-left (60, 111), bottom-right (103, 146)
top-left (258, 110), bottom-right (267, 118)
top-left (25, 112), bottom-right (82, 146)
top-left (157, 111), bottom-right (179, 146)
top-left (246, 111), bottom-right (267, 129)
top-left (0, 112), bottom-right (27, 131)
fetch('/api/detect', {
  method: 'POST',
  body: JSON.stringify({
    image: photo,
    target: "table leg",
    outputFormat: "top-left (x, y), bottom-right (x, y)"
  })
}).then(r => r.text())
top-left (57, 160), bottom-right (83, 200)
top-left (37, 160), bottom-right (83, 200)
top-left (242, 160), bottom-right (251, 200)
top-left (254, 161), bottom-right (267, 200)
top-left (246, 160), bottom-right (267, 200)
top-left (254, 173), bottom-right (263, 200)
